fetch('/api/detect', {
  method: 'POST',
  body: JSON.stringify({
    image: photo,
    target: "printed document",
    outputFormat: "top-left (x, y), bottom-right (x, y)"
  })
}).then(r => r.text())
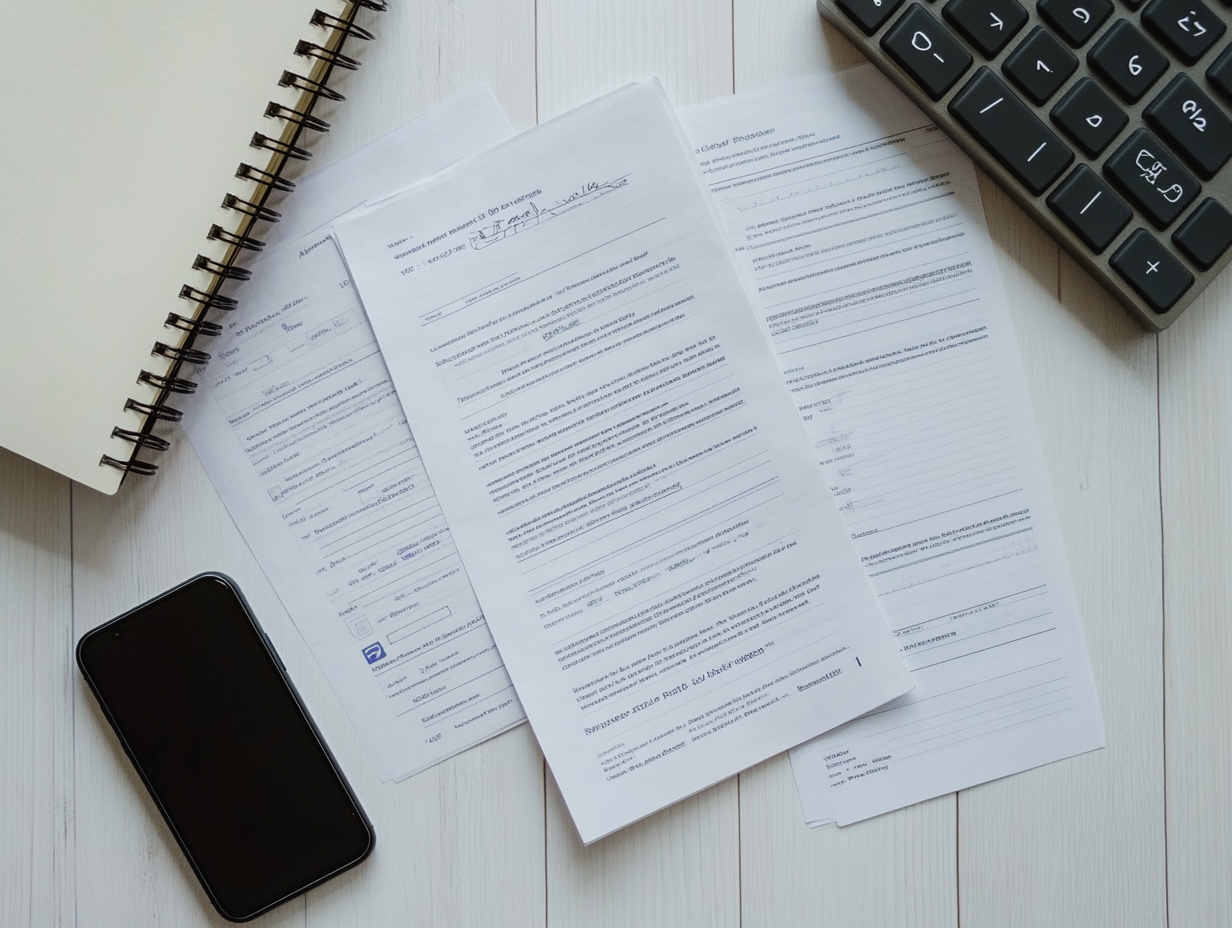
top-left (334, 81), bottom-right (912, 843)
top-left (183, 87), bottom-right (526, 782)
top-left (680, 67), bottom-right (1105, 825)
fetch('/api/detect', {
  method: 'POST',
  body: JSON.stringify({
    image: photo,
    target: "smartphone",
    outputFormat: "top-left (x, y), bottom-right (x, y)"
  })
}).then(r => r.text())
top-left (76, 572), bottom-right (374, 922)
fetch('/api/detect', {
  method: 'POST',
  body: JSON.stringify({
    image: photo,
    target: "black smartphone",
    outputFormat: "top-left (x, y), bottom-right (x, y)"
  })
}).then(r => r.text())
top-left (76, 572), bottom-right (374, 922)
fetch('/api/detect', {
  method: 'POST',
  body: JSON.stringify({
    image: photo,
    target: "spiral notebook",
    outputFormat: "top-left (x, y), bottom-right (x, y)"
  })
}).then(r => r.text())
top-left (0, 0), bottom-right (384, 494)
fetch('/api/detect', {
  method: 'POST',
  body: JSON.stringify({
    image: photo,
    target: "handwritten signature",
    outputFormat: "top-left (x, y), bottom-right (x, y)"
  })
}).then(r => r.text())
top-left (469, 177), bottom-right (629, 250)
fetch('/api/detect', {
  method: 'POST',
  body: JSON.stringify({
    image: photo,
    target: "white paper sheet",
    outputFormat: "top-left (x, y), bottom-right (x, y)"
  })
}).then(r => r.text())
top-left (679, 67), bottom-right (1105, 826)
top-left (334, 80), bottom-right (912, 843)
top-left (182, 87), bottom-right (527, 783)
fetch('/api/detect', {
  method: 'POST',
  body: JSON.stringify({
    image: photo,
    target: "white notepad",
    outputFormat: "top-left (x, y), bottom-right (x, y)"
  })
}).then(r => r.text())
top-left (0, 0), bottom-right (371, 492)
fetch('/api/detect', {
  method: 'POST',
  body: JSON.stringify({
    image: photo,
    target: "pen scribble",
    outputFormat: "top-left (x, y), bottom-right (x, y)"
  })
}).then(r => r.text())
top-left (469, 177), bottom-right (630, 250)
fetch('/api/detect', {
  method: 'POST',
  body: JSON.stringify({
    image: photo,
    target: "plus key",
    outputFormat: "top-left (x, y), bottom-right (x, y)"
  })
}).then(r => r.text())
top-left (1110, 228), bottom-right (1193, 311)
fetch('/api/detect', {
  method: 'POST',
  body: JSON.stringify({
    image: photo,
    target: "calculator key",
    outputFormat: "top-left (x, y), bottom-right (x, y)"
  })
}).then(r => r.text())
top-left (1046, 165), bottom-right (1133, 250)
top-left (1110, 228), bottom-right (1193, 310)
top-left (836, 0), bottom-right (908, 36)
top-left (944, 0), bottom-right (1028, 56)
top-left (1003, 27), bottom-right (1079, 103)
top-left (1051, 78), bottom-right (1129, 154)
top-left (1088, 21), bottom-right (1169, 101)
top-left (1037, 0), bottom-right (1113, 46)
top-left (1141, 0), bottom-right (1225, 63)
top-left (1144, 74), bottom-right (1232, 176)
top-left (1172, 197), bottom-right (1232, 266)
top-left (950, 68), bottom-right (1075, 193)
top-left (881, 6), bottom-right (974, 99)
top-left (1206, 44), bottom-right (1232, 102)
top-left (1105, 128), bottom-right (1201, 225)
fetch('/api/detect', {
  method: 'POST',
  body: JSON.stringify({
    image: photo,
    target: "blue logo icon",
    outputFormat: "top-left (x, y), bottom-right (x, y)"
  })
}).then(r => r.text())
top-left (362, 641), bottom-right (386, 664)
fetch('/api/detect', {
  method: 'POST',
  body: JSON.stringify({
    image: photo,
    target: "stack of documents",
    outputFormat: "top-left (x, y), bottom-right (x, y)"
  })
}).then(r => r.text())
top-left (680, 71), bottom-right (1105, 826)
top-left (185, 65), bottom-right (1104, 844)
top-left (185, 88), bottom-right (526, 783)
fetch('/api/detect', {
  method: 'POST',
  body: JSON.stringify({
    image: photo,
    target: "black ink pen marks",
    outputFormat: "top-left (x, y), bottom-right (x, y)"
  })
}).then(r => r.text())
top-left (470, 201), bottom-right (541, 249)
top-left (468, 176), bottom-right (631, 251)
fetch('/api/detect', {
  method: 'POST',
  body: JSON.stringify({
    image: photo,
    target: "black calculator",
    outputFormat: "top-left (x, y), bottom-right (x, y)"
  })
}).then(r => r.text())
top-left (818, 0), bottom-right (1232, 329)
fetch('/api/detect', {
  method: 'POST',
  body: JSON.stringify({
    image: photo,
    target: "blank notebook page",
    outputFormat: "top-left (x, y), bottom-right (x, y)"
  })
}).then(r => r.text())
top-left (0, 0), bottom-right (353, 493)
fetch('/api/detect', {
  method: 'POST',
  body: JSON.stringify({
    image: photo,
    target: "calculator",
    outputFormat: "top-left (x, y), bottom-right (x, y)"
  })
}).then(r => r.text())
top-left (817, 0), bottom-right (1232, 329)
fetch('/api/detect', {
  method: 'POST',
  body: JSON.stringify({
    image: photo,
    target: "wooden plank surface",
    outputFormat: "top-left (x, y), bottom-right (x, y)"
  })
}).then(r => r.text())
top-left (1160, 274), bottom-right (1232, 928)
top-left (6, 0), bottom-right (1230, 924)
top-left (309, 0), bottom-right (539, 165)
top-left (740, 758), bottom-right (958, 928)
top-left (536, 0), bottom-right (734, 120)
top-left (0, 450), bottom-right (74, 928)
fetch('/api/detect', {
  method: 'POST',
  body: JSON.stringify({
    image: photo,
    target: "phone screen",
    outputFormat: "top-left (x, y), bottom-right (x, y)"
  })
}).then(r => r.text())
top-left (76, 573), bottom-right (373, 922)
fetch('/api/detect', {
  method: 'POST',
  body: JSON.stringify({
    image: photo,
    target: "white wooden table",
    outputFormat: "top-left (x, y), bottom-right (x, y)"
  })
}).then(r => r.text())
top-left (4, 1), bottom-right (1230, 925)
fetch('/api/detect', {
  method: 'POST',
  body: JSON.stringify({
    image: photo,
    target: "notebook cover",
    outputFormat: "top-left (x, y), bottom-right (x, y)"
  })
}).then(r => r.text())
top-left (0, 0), bottom-right (369, 493)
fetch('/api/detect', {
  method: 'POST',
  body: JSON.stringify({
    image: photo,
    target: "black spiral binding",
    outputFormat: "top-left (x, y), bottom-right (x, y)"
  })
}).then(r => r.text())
top-left (102, 1), bottom-right (383, 479)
